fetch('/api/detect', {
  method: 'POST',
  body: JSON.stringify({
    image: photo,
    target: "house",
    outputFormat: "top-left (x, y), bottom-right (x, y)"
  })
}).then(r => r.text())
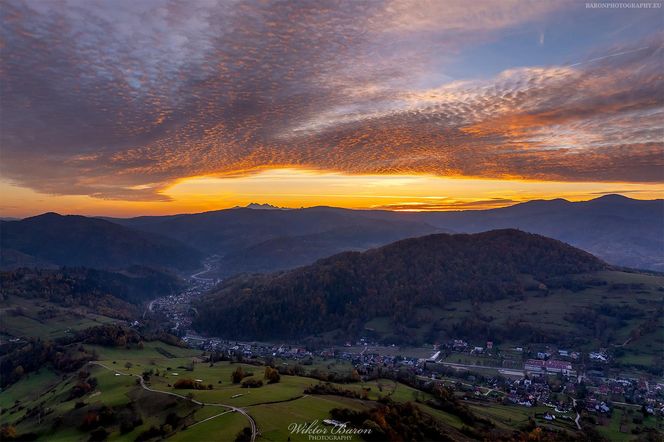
top-left (590, 352), bottom-right (608, 362)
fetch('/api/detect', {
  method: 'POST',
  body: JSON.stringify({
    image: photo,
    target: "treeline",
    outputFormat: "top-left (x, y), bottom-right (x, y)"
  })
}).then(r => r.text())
top-left (62, 324), bottom-right (142, 347)
top-left (194, 230), bottom-right (605, 340)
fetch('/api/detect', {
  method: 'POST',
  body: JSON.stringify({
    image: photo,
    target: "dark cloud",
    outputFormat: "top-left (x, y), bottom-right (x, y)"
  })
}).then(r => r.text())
top-left (0, 0), bottom-right (661, 201)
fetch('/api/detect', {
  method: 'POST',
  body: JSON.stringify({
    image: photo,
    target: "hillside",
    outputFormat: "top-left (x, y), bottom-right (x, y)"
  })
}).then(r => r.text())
top-left (0, 267), bottom-right (185, 338)
top-left (0, 213), bottom-right (203, 271)
top-left (193, 230), bottom-right (610, 341)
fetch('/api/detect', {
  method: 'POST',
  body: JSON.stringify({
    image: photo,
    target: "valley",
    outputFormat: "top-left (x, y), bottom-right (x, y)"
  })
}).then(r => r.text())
top-left (1, 202), bottom-right (662, 441)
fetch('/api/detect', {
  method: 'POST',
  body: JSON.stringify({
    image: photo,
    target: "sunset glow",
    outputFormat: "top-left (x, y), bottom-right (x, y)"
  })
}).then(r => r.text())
top-left (0, 0), bottom-right (662, 217)
top-left (2, 168), bottom-right (663, 218)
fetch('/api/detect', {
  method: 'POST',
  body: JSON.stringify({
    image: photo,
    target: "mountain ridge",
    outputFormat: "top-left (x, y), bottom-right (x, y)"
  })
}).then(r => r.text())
top-left (0, 212), bottom-right (202, 271)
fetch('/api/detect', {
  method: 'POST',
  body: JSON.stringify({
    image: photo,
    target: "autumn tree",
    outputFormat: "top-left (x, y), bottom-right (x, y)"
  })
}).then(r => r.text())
top-left (264, 366), bottom-right (280, 384)
top-left (231, 366), bottom-right (245, 384)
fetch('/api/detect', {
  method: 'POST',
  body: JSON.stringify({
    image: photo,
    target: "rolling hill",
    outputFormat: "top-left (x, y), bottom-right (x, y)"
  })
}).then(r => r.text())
top-left (0, 213), bottom-right (203, 271)
top-left (193, 229), bottom-right (622, 342)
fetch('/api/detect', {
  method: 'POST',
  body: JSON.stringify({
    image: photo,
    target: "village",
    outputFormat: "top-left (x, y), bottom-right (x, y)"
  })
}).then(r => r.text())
top-left (143, 278), bottom-right (664, 430)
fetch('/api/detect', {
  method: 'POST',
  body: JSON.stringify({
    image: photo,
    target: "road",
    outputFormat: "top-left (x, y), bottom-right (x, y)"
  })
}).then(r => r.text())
top-left (438, 361), bottom-right (524, 376)
top-left (191, 261), bottom-right (214, 283)
top-left (142, 299), bottom-right (157, 319)
top-left (572, 398), bottom-right (582, 430)
top-left (89, 362), bottom-right (258, 441)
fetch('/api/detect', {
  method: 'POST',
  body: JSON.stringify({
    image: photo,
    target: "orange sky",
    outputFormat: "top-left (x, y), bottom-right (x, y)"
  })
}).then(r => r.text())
top-left (2, 168), bottom-right (662, 218)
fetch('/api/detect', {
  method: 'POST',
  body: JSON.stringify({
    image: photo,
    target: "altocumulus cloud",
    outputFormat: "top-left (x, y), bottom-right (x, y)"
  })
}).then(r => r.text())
top-left (0, 0), bottom-right (662, 201)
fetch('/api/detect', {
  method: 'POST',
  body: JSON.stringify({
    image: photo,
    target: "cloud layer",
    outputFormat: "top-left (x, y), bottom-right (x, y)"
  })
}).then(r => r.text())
top-left (1, 0), bottom-right (662, 201)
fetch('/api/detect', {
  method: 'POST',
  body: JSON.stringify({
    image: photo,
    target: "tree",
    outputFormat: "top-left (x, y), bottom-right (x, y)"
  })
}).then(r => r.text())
top-left (264, 366), bottom-right (281, 384)
top-left (0, 425), bottom-right (17, 440)
top-left (235, 427), bottom-right (252, 442)
top-left (231, 366), bottom-right (245, 384)
top-left (12, 366), bottom-right (24, 378)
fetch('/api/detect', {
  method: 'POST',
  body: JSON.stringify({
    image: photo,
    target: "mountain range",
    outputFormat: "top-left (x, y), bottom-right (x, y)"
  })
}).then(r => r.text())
top-left (2, 195), bottom-right (661, 276)
top-left (113, 195), bottom-right (663, 274)
top-left (106, 206), bottom-right (443, 276)
top-left (400, 194), bottom-right (664, 272)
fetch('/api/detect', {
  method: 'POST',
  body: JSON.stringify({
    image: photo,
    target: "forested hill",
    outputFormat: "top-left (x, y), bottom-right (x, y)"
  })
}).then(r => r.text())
top-left (194, 229), bottom-right (607, 341)
top-left (0, 213), bottom-right (202, 271)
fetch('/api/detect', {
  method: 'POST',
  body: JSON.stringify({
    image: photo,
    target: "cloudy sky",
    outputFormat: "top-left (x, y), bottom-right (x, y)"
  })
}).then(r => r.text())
top-left (1, 0), bottom-right (662, 216)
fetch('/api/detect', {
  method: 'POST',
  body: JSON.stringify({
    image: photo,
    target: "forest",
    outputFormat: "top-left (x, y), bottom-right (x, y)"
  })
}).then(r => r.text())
top-left (194, 230), bottom-right (607, 341)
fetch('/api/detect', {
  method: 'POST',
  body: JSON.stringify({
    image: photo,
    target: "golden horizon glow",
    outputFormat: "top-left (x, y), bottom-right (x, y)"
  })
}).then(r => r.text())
top-left (1, 168), bottom-right (663, 218)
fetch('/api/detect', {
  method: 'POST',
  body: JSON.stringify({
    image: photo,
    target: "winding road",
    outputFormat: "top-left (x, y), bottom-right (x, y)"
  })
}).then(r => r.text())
top-left (191, 261), bottom-right (214, 283)
top-left (89, 362), bottom-right (258, 441)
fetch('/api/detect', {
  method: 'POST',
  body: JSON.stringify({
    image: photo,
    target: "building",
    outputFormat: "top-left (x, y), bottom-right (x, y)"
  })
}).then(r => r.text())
top-left (544, 360), bottom-right (574, 376)
top-left (525, 359), bottom-right (546, 372)
top-left (524, 359), bottom-right (575, 376)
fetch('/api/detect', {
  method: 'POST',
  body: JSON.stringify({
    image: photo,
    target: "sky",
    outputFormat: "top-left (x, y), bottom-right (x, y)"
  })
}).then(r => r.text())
top-left (1, 0), bottom-right (662, 217)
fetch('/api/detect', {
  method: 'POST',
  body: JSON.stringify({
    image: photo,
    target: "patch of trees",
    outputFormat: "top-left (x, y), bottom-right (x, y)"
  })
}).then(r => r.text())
top-left (173, 379), bottom-right (213, 390)
top-left (80, 406), bottom-right (117, 431)
top-left (134, 412), bottom-right (181, 440)
top-left (231, 366), bottom-right (253, 384)
top-left (277, 364), bottom-right (306, 377)
top-left (194, 230), bottom-right (605, 341)
top-left (264, 366), bottom-right (280, 384)
top-left (420, 384), bottom-right (492, 428)
top-left (241, 378), bottom-right (263, 388)
top-left (68, 371), bottom-right (98, 400)
top-left (63, 324), bottom-right (142, 348)
top-left (304, 382), bottom-right (367, 399)
top-left (234, 427), bottom-right (253, 442)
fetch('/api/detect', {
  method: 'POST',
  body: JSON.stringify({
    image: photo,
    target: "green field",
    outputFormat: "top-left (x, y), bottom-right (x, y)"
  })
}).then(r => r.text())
top-left (3, 340), bottom-right (662, 441)
top-left (0, 343), bottom-right (473, 441)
